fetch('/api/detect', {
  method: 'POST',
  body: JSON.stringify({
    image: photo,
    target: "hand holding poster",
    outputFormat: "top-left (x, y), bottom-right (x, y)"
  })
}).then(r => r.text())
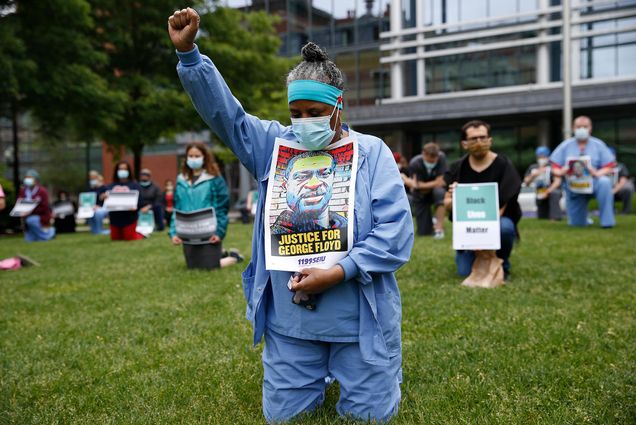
top-left (103, 190), bottom-right (139, 211)
top-left (566, 156), bottom-right (593, 194)
top-left (175, 207), bottom-right (217, 245)
top-left (77, 192), bottom-right (97, 219)
top-left (264, 137), bottom-right (357, 271)
top-left (9, 199), bottom-right (40, 217)
top-left (452, 183), bottom-right (501, 250)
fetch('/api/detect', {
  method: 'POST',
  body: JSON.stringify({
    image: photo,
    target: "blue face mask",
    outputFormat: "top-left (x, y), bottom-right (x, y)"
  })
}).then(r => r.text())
top-left (187, 157), bottom-right (204, 170)
top-left (291, 105), bottom-right (340, 151)
top-left (117, 170), bottom-right (129, 180)
top-left (23, 177), bottom-right (35, 187)
top-left (140, 180), bottom-right (151, 187)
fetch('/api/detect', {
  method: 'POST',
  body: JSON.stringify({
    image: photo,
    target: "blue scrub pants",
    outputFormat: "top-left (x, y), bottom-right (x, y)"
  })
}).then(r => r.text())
top-left (455, 216), bottom-right (516, 276)
top-left (262, 328), bottom-right (402, 423)
top-left (565, 176), bottom-right (615, 227)
top-left (88, 207), bottom-right (109, 234)
top-left (24, 215), bottom-right (55, 242)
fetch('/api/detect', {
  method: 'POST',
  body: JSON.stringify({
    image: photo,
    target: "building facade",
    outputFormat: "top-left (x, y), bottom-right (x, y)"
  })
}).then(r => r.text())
top-left (351, 0), bottom-right (636, 172)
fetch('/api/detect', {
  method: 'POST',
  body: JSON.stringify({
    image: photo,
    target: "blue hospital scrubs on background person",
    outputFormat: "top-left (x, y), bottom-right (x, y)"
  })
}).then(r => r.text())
top-left (550, 134), bottom-right (616, 228)
top-left (170, 10), bottom-right (413, 422)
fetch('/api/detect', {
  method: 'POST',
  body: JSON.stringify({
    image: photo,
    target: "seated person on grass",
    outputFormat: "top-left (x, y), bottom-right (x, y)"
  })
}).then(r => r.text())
top-left (608, 147), bottom-right (633, 215)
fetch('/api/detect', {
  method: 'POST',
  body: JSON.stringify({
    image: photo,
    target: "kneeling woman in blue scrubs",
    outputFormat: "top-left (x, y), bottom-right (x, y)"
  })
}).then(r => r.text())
top-left (169, 8), bottom-right (413, 423)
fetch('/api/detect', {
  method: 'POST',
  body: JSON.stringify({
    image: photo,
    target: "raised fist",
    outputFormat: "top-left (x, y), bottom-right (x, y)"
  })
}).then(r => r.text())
top-left (168, 8), bottom-right (200, 52)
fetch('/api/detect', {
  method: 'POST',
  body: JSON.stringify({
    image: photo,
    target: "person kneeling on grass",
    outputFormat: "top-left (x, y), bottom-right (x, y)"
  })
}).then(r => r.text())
top-left (101, 161), bottom-right (145, 241)
top-left (169, 142), bottom-right (243, 269)
top-left (19, 169), bottom-right (56, 242)
top-left (444, 120), bottom-right (521, 281)
top-left (169, 8), bottom-right (413, 422)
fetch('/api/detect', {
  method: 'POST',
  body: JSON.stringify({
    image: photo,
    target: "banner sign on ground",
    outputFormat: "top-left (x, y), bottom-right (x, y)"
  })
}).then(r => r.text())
top-left (566, 156), bottom-right (593, 194)
top-left (10, 199), bottom-right (39, 217)
top-left (452, 182), bottom-right (501, 251)
top-left (264, 137), bottom-right (357, 271)
top-left (103, 190), bottom-right (139, 211)
top-left (78, 192), bottom-right (97, 219)
top-left (175, 207), bottom-right (217, 245)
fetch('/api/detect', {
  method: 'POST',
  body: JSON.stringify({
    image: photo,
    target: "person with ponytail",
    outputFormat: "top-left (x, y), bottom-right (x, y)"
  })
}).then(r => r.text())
top-left (169, 8), bottom-right (413, 423)
top-left (102, 161), bottom-right (144, 241)
top-left (169, 142), bottom-right (243, 269)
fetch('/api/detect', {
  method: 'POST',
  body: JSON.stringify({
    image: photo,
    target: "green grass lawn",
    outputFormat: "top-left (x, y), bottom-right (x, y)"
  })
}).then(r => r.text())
top-left (1, 217), bottom-right (635, 424)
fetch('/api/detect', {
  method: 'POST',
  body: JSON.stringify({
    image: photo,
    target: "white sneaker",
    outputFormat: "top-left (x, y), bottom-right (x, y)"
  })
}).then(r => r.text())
top-left (434, 230), bottom-right (445, 240)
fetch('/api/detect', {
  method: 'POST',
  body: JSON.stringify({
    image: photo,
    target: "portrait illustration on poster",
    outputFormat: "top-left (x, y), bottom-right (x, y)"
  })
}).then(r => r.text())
top-left (566, 155), bottom-right (593, 194)
top-left (264, 137), bottom-right (357, 271)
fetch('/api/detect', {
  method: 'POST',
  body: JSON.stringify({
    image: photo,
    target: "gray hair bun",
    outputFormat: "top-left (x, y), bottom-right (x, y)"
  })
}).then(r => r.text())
top-left (301, 42), bottom-right (329, 63)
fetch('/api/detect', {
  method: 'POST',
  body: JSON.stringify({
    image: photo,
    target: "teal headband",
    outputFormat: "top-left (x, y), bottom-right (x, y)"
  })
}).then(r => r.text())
top-left (288, 80), bottom-right (343, 109)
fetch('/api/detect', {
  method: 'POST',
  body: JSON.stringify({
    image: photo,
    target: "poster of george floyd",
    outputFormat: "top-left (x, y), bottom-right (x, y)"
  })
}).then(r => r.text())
top-left (566, 155), bottom-right (594, 194)
top-left (264, 137), bottom-right (358, 272)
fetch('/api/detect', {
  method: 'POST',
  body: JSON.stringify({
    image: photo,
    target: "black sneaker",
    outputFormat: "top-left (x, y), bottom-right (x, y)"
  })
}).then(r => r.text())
top-left (228, 248), bottom-right (244, 263)
top-left (504, 270), bottom-right (510, 282)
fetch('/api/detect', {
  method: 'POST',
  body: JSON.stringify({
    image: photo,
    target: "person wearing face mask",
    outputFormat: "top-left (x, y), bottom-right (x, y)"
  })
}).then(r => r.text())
top-left (523, 146), bottom-right (563, 220)
top-left (608, 147), bottom-right (633, 215)
top-left (163, 179), bottom-right (175, 229)
top-left (138, 168), bottom-right (165, 231)
top-left (18, 169), bottom-right (55, 242)
top-left (86, 171), bottom-right (110, 235)
top-left (407, 142), bottom-right (448, 238)
top-left (549, 116), bottom-right (616, 228)
top-left (169, 9), bottom-right (413, 423)
top-left (444, 120), bottom-right (521, 280)
top-left (169, 142), bottom-right (243, 269)
top-left (101, 161), bottom-right (144, 241)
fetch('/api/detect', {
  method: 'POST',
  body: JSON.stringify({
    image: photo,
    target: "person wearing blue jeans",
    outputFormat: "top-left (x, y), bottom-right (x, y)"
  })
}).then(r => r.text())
top-left (444, 120), bottom-right (522, 279)
top-left (550, 116), bottom-right (616, 228)
top-left (18, 169), bottom-right (56, 242)
top-left (455, 216), bottom-right (516, 277)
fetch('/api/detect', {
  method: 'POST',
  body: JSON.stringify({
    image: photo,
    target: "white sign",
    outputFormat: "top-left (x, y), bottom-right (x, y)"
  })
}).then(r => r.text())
top-left (78, 192), bottom-right (97, 219)
top-left (452, 183), bottom-right (501, 251)
top-left (10, 199), bottom-right (39, 217)
top-left (104, 190), bottom-right (139, 211)
top-left (175, 208), bottom-right (217, 245)
top-left (565, 156), bottom-right (593, 194)
top-left (136, 211), bottom-right (155, 236)
top-left (264, 137), bottom-right (357, 272)
top-left (52, 201), bottom-right (74, 218)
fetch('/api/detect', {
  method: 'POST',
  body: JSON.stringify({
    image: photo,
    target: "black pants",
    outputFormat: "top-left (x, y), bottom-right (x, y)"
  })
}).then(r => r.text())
top-left (183, 243), bottom-right (222, 270)
top-left (413, 187), bottom-right (446, 236)
top-left (536, 189), bottom-right (562, 220)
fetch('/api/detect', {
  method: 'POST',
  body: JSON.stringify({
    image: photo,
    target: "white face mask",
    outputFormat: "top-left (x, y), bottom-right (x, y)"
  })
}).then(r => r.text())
top-left (537, 158), bottom-right (549, 167)
top-left (574, 127), bottom-right (590, 141)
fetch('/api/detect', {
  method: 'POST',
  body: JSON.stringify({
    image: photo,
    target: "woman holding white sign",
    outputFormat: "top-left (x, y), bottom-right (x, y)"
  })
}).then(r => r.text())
top-left (169, 8), bottom-right (413, 423)
top-left (169, 142), bottom-right (243, 269)
top-left (101, 161), bottom-right (144, 241)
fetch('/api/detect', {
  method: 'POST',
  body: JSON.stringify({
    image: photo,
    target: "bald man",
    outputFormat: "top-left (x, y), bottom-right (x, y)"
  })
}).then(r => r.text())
top-left (550, 116), bottom-right (616, 228)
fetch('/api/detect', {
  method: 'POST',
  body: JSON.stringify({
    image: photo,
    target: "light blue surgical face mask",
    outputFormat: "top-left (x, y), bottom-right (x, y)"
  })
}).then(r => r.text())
top-left (187, 157), bottom-right (204, 170)
top-left (140, 180), bottom-right (151, 187)
top-left (117, 169), bottom-right (129, 180)
top-left (23, 177), bottom-right (35, 187)
top-left (574, 127), bottom-right (590, 141)
top-left (424, 160), bottom-right (437, 171)
top-left (291, 105), bottom-right (340, 151)
top-left (89, 179), bottom-right (99, 188)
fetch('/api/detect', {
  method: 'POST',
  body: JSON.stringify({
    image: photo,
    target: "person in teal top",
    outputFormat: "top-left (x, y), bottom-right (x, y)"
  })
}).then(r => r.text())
top-left (169, 141), bottom-right (242, 268)
top-left (169, 8), bottom-right (413, 423)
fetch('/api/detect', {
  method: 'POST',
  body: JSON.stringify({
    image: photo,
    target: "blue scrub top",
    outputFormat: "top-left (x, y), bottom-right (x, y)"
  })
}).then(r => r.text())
top-left (176, 45), bottom-right (414, 366)
top-left (550, 137), bottom-right (616, 170)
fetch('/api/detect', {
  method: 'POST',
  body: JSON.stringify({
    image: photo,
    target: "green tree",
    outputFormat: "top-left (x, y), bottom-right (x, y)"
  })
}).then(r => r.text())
top-left (89, 0), bottom-right (197, 177)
